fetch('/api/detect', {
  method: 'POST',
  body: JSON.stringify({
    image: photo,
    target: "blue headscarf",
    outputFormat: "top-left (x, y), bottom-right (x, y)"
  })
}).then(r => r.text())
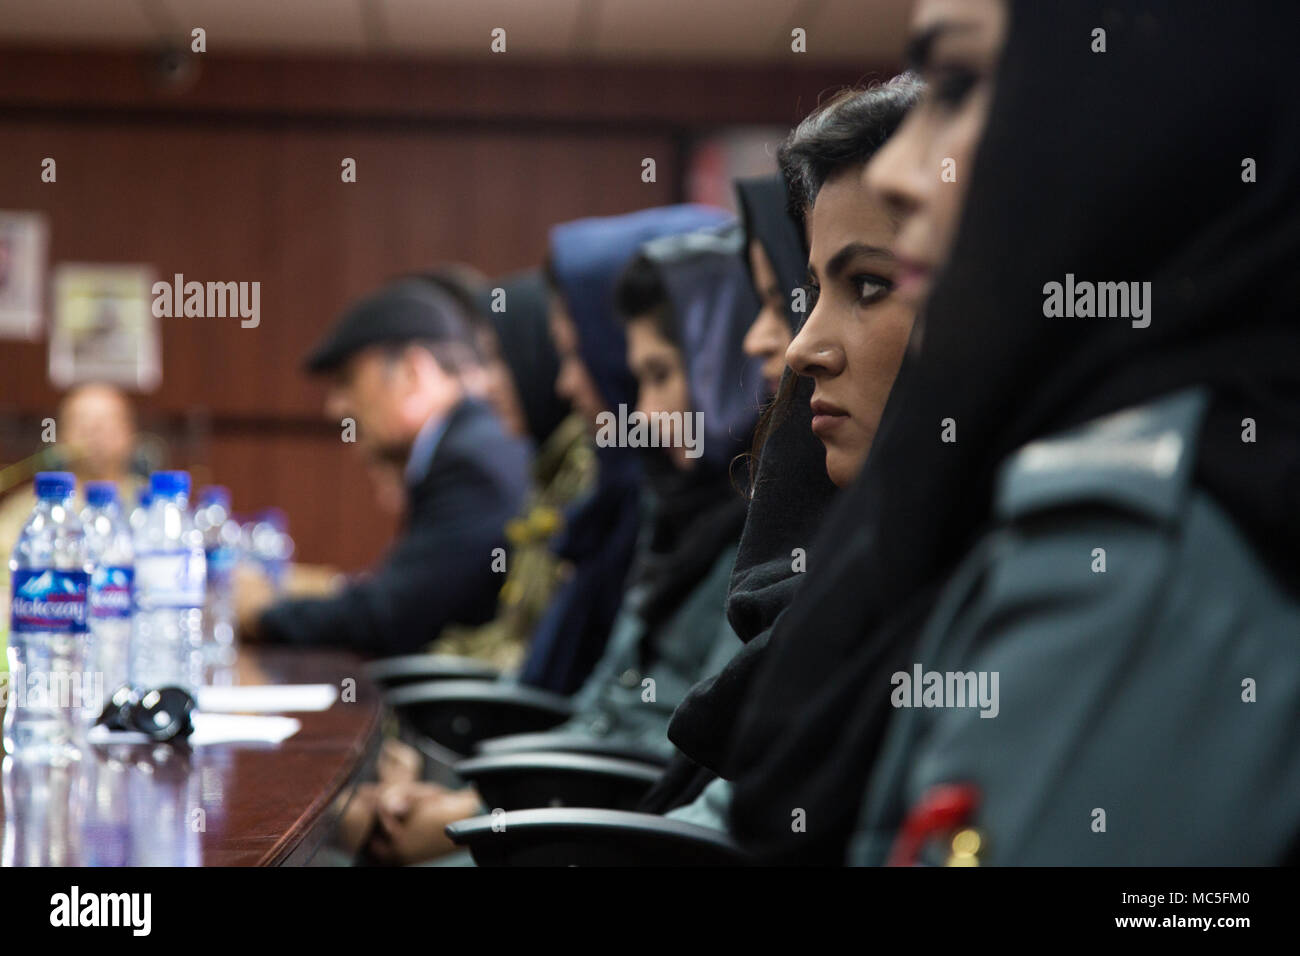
top-left (547, 204), bottom-right (733, 411)
top-left (623, 221), bottom-right (762, 643)
top-left (639, 222), bottom-right (764, 473)
top-left (520, 203), bottom-right (732, 693)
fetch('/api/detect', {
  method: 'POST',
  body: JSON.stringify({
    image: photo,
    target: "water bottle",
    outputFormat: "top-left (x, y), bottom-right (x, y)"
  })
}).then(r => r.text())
top-left (131, 472), bottom-right (205, 697)
top-left (128, 487), bottom-right (152, 535)
top-left (81, 482), bottom-right (134, 706)
top-left (127, 486), bottom-right (151, 684)
top-left (4, 471), bottom-right (95, 763)
top-left (245, 507), bottom-right (294, 594)
top-left (195, 485), bottom-right (239, 671)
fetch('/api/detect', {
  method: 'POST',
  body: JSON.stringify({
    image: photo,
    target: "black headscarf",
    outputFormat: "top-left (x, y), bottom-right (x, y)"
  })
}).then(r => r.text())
top-left (476, 270), bottom-right (568, 447)
top-left (735, 175), bottom-right (809, 327)
top-left (659, 177), bottom-right (837, 780)
top-left (726, 0), bottom-right (1300, 864)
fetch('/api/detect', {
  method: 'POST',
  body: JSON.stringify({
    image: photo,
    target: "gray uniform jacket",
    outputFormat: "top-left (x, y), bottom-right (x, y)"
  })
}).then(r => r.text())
top-left (851, 388), bottom-right (1300, 865)
top-left (541, 543), bottom-right (742, 760)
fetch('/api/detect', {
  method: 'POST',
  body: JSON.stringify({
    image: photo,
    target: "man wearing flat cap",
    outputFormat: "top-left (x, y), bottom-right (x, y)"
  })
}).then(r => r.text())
top-left (249, 279), bottom-right (530, 656)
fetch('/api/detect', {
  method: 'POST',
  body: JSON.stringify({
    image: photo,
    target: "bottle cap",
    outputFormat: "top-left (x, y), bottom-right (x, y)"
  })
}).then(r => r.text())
top-left (84, 481), bottom-right (118, 507)
top-left (197, 485), bottom-right (231, 510)
top-left (150, 470), bottom-right (191, 500)
top-left (34, 471), bottom-right (76, 500)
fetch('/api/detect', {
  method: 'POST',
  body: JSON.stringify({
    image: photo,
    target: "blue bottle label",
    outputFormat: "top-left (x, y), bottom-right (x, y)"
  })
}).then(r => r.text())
top-left (90, 565), bottom-right (134, 620)
top-left (10, 569), bottom-right (91, 634)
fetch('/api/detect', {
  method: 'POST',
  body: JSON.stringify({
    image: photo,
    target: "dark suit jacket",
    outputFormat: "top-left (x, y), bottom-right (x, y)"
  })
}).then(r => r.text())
top-left (259, 398), bottom-right (530, 657)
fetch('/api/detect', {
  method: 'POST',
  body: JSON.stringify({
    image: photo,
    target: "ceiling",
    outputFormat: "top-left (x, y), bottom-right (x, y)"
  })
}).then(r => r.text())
top-left (0, 0), bottom-right (913, 63)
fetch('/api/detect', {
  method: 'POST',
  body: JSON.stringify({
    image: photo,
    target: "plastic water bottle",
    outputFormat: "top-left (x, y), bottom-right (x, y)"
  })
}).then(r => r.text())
top-left (131, 472), bottom-right (205, 697)
top-left (4, 471), bottom-right (95, 763)
top-left (245, 507), bottom-right (294, 594)
top-left (128, 487), bottom-right (152, 535)
top-left (195, 485), bottom-right (240, 671)
top-left (81, 482), bottom-right (134, 705)
top-left (127, 486), bottom-right (151, 682)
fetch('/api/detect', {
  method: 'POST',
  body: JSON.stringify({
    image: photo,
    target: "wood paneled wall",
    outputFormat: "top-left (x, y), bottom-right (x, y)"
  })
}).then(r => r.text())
top-left (0, 47), bottom-right (887, 570)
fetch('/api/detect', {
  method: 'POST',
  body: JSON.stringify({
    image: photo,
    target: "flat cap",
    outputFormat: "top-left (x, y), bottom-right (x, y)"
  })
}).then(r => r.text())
top-left (303, 279), bottom-right (471, 374)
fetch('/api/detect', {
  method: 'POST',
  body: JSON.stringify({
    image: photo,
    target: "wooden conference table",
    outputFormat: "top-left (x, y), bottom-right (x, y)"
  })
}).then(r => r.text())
top-left (0, 648), bottom-right (383, 866)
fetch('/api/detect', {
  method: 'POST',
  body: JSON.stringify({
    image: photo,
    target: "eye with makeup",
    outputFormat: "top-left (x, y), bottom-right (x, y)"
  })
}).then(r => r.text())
top-left (803, 273), bottom-right (893, 310)
top-left (853, 274), bottom-right (894, 306)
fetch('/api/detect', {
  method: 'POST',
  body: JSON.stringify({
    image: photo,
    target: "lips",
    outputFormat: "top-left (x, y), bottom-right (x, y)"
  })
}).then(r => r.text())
top-left (810, 398), bottom-right (850, 438)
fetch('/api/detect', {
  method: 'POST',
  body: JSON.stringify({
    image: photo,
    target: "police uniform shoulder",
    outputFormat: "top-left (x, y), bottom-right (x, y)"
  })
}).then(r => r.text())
top-left (995, 387), bottom-right (1210, 525)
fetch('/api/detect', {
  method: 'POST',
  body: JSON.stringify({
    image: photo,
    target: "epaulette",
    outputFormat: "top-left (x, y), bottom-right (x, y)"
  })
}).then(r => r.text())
top-left (995, 387), bottom-right (1209, 525)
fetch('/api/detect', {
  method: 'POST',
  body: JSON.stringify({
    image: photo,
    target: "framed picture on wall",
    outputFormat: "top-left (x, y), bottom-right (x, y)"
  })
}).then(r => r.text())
top-left (0, 210), bottom-right (49, 341)
top-left (49, 263), bottom-right (161, 391)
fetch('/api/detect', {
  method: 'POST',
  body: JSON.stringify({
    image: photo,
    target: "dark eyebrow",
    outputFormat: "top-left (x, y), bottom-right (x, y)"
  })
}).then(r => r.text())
top-left (905, 21), bottom-right (980, 72)
top-left (825, 242), bottom-right (895, 279)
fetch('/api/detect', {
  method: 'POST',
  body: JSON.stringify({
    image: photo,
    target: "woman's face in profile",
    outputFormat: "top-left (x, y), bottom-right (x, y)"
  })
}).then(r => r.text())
top-left (867, 0), bottom-right (1007, 316)
top-left (743, 239), bottom-right (794, 397)
top-left (785, 170), bottom-right (914, 488)
top-left (625, 317), bottom-right (694, 471)
top-left (548, 296), bottom-right (607, 433)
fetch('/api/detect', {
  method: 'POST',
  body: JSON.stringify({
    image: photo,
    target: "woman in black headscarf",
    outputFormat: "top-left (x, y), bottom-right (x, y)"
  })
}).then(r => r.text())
top-left (427, 270), bottom-right (598, 668)
top-left (646, 85), bottom-right (924, 819)
top-left (726, 175), bottom-right (836, 652)
top-left (727, 0), bottom-right (1300, 865)
top-left (736, 175), bottom-right (808, 400)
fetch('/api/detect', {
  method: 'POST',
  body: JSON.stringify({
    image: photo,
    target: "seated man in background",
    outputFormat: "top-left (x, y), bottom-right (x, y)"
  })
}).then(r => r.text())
top-left (246, 279), bottom-right (530, 657)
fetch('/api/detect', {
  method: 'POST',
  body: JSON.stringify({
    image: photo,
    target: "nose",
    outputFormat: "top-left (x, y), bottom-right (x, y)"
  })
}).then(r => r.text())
top-left (743, 307), bottom-right (790, 361)
top-left (865, 111), bottom-right (927, 222)
top-left (785, 299), bottom-right (843, 379)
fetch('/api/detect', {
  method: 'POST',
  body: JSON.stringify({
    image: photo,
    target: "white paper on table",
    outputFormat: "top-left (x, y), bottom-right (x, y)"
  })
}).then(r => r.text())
top-left (86, 712), bottom-right (302, 747)
top-left (189, 712), bottom-right (302, 745)
top-left (196, 683), bottom-right (337, 714)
